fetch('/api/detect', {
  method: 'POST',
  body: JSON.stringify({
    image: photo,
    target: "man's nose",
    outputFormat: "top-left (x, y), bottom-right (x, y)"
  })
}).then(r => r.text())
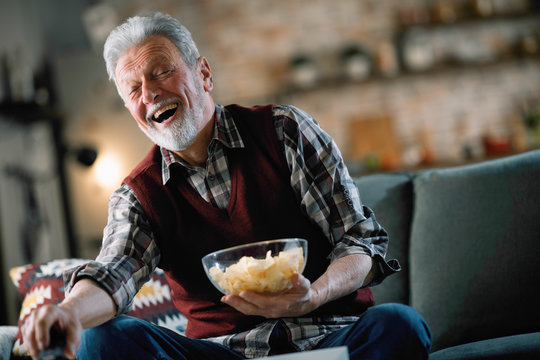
top-left (142, 80), bottom-right (160, 104)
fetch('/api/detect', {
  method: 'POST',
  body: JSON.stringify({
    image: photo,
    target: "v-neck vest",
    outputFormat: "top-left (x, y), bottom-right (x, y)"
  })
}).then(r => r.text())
top-left (123, 104), bottom-right (374, 339)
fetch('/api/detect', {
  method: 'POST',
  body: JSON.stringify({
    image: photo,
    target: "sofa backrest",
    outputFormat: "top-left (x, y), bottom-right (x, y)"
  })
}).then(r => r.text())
top-left (409, 150), bottom-right (540, 351)
top-left (354, 172), bottom-right (413, 305)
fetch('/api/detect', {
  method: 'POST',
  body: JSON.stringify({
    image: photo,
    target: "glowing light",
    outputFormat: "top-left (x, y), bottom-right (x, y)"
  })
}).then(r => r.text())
top-left (93, 154), bottom-right (121, 189)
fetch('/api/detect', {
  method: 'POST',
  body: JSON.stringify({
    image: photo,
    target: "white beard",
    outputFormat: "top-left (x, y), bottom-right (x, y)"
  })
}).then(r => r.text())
top-left (141, 93), bottom-right (206, 151)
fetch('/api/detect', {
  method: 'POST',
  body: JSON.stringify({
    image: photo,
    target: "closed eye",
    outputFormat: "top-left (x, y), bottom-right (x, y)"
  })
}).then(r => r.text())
top-left (155, 69), bottom-right (173, 79)
top-left (129, 86), bottom-right (140, 95)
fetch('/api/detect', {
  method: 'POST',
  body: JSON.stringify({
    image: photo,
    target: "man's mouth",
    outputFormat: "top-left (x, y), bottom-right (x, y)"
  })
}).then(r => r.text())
top-left (152, 103), bottom-right (178, 123)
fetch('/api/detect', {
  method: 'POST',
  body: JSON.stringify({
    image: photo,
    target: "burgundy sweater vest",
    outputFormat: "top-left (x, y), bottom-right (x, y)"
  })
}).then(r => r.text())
top-left (123, 104), bottom-right (374, 339)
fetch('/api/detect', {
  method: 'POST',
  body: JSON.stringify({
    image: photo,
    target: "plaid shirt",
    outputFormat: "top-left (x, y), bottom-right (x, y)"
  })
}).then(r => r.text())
top-left (65, 104), bottom-right (395, 358)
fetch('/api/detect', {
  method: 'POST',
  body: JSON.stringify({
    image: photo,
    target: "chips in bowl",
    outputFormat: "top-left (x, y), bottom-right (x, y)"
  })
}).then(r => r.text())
top-left (202, 239), bottom-right (308, 295)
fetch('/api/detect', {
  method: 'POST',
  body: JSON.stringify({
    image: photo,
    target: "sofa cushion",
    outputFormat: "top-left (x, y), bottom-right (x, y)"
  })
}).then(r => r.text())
top-left (409, 150), bottom-right (540, 351)
top-left (9, 258), bottom-right (187, 357)
top-left (354, 172), bottom-right (413, 305)
top-left (430, 332), bottom-right (540, 360)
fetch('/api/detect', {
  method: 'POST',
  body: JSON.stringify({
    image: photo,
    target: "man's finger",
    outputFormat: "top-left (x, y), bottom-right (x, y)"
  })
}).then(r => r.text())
top-left (22, 318), bottom-right (39, 359)
top-left (291, 274), bottom-right (308, 288)
top-left (221, 294), bottom-right (261, 315)
top-left (237, 290), bottom-right (273, 305)
top-left (34, 306), bottom-right (56, 351)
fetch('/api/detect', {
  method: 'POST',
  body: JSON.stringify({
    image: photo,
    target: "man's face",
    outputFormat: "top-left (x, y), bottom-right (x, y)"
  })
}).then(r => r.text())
top-left (115, 35), bottom-right (211, 151)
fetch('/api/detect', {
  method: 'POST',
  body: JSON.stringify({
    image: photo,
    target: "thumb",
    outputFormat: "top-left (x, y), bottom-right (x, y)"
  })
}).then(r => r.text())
top-left (291, 273), bottom-right (310, 291)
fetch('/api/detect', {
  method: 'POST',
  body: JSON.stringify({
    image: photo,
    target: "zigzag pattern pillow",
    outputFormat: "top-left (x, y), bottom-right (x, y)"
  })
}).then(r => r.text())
top-left (9, 258), bottom-right (187, 357)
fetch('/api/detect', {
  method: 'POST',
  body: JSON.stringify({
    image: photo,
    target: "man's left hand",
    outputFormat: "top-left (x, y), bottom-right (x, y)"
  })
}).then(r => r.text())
top-left (221, 273), bottom-right (318, 318)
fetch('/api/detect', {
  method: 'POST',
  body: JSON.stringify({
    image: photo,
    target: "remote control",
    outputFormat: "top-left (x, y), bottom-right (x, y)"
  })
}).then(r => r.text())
top-left (37, 326), bottom-right (68, 360)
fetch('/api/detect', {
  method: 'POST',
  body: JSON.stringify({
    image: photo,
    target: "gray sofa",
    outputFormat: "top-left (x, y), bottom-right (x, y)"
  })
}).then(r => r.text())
top-left (1, 150), bottom-right (539, 359)
top-left (357, 149), bottom-right (540, 359)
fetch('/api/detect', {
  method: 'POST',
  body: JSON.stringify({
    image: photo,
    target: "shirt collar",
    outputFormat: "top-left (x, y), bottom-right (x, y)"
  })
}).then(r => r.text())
top-left (214, 104), bottom-right (245, 150)
top-left (159, 104), bottom-right (245, 184)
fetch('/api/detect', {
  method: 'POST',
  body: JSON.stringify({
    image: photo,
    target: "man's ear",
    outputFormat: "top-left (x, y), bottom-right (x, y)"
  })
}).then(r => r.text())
top-left (198, 56), bottom-right (214, 92)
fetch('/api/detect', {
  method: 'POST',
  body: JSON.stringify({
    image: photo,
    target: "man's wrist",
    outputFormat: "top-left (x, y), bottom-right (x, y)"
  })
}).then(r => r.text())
top-left (309, 282), bottom-right (328, 311)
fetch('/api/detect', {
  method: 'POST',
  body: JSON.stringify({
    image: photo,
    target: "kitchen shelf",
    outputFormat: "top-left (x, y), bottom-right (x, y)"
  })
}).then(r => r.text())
top-left (279, 7), bottom-right (539, 99)
top-left (397, 12), bottom-right (540, 31)
top-left (280, 57), bottom-right (539, 98)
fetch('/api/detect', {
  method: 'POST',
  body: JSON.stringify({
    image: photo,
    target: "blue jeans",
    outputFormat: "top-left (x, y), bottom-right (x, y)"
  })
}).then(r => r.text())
top-left (78, 303), bottom-right (431, 360)
top-left (315, 303), bottom-right (432, 359)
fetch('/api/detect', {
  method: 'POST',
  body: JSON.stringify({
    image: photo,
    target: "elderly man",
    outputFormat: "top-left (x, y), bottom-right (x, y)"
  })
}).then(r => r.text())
top-left (22, 12), bottom-right (431, 360)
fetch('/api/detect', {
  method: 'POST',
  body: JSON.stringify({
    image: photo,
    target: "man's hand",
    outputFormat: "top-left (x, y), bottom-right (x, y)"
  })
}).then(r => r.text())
top-left (221, 273), bottom-right (319, 318)
top-left (221, 254), bottom-right (375, 319)
top-left (22, 303), bottom-right (81, 359)
top-left (22, 278), bottom-right (116, 359)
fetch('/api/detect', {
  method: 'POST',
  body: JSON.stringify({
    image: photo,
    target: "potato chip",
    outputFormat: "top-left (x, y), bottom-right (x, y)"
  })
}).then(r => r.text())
top-left (209, 247), bottom-right (304, 294)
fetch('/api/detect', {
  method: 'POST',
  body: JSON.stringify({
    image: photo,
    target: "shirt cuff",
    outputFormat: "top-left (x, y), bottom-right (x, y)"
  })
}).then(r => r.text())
top-left (328, 245), bottom-right (401, 287)
top-left (63, 260), bottom-right (135, 315)
top-left (370, 254), bottom-right (401, 287)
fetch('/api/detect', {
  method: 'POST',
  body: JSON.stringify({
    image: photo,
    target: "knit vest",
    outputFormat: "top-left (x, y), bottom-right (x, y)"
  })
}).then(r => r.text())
top-left (123, 104), bottom-right (374, 339)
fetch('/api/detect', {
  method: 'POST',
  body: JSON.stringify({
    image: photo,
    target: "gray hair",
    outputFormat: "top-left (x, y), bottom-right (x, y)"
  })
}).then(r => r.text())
top-left (104, 12), bottom-right (200, 97)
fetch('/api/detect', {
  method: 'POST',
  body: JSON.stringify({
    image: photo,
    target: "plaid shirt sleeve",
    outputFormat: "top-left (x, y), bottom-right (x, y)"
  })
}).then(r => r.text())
top-left (273, 105), bottom-right (398, 281)
top-left (64, 184), bottom-right (161, 315)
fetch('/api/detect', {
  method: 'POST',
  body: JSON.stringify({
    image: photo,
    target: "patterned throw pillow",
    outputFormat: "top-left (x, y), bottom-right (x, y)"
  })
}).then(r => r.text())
top-left (9, 258), bottom-right (187, 357)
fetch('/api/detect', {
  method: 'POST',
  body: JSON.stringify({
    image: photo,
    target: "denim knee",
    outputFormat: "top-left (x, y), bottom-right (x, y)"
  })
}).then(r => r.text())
top-left (81, 315), bottom-right (139, 344)
top-left (79, 316), bottom-right (243, 360)
top-left (364, 303), bottom-right (432, 352)
top-left (79, 316), bottom-right (150, 359)
top-left (316, 303), bottom-right (431, 359)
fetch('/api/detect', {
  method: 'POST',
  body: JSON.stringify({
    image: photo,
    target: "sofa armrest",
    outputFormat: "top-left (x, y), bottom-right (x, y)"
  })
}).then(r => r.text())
top-left (430, 332), bottom-right (540, 360)
top-left (0, 326), bottom-right (18, 360)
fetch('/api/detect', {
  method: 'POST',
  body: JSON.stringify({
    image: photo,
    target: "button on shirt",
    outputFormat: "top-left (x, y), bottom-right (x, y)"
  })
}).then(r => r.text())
top-left (65, 104), bottom-right (397, 358)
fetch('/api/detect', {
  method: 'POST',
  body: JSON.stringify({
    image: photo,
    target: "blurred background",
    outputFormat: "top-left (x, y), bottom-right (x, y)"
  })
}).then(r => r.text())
top-left (1, 0), bottom-right (539, 325)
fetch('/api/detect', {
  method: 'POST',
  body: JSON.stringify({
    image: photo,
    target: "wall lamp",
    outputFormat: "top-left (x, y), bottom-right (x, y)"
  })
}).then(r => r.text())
top-left (64, 146), bottom-right (98, 167)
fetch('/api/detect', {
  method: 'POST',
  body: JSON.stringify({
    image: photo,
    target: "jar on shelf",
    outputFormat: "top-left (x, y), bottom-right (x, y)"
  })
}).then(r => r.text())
top-left (399, 29), bottom-right (436, 72)
top-left (339, 45), bottom-right (372, 81)
top-left (289, 54), bottom-right (319, 89)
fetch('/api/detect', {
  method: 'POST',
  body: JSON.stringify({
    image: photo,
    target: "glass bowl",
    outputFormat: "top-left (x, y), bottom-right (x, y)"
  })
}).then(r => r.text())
top-left (201, 238), bottom-right (308, 295)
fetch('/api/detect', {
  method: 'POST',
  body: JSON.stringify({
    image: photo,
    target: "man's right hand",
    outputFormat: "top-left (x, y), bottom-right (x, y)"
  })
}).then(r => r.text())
top-left (22, 277), bottom-right (117, 359)
top-left (22, 303), bottom-right (81, 359)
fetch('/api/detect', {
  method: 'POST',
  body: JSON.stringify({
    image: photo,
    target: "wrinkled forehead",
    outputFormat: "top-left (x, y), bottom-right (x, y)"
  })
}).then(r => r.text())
top-left (115, 35), bottom-right (184, 82)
